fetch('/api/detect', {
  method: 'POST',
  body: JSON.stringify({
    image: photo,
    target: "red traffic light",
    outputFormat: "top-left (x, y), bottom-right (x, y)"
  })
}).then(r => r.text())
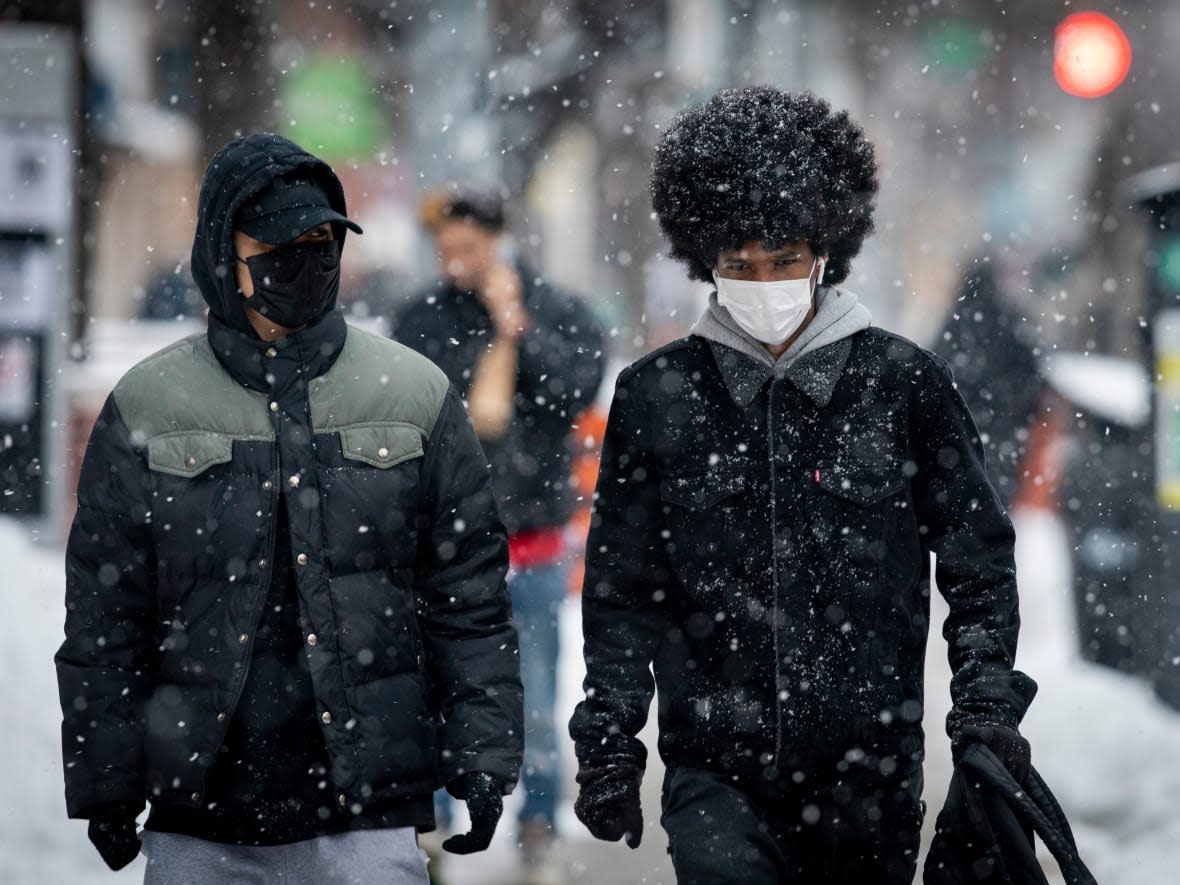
top-left (1054, 11), bottom-right (1132, 98)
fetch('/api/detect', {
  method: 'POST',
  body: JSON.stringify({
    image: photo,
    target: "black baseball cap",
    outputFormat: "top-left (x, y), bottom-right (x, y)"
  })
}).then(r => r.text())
top-left (236, 175), bottom-right (363, 244)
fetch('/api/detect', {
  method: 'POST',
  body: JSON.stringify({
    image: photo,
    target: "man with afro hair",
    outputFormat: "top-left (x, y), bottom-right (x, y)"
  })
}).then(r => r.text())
top-left (569, 87), bottom-right (1037, 883)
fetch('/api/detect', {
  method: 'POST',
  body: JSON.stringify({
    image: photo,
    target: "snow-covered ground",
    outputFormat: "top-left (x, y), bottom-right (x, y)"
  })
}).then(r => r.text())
top-left (3, 510), bottom-right (1178, 883)
top-left (0, 520), bottom-right (144, 885)
top-left (1008, 511), bottom-right (1180, 885)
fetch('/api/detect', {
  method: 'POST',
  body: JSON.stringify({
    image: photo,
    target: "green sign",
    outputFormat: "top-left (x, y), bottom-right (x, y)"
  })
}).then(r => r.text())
top-left (282, 55), bottom-right (387, 161)
top-left (1158, 235), bottom-right (1180, 294)
top-left (923, 20), bottom-right (988, 76)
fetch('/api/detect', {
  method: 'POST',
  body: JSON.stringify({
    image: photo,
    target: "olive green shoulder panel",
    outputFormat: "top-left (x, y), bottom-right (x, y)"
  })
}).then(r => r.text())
top-left (309, 325), bottom-right (450, 438)
top-left (111, 333), bottom-right (274, 447)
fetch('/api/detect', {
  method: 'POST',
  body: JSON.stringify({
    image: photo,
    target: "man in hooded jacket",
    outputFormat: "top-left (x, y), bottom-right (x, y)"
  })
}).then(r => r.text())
top-left (569, 88), bottom-right (1037, 884)
top-left (56, 134), bottom-right (523, 882)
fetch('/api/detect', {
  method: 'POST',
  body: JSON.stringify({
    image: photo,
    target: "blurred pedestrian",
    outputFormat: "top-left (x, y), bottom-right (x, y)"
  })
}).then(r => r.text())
top-left (569, 87), bottom-right (1038, 884)
top-left (56, 134), bottom-right (523, 883)
top-left (138, 260), bottom-right (202, 321)
top-left (932, 257), bottom-right (1041, 509)
top-left (395, 185), bottom-right (605, 883)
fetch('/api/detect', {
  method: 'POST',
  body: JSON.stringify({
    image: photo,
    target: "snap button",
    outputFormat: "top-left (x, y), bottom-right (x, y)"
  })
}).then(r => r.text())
top-left (377, 446), bottom-right (390, 459)
top-left (269, 401), bottom-right (279, 413)
top-left (238, 633), bottom-right (249, 644)
top-left (297, 553), bottom-right (309, 566)
top-left (266, 347), bottom-right (277, 358)
top-left (338, 793), bottom-right (347, 807)
top-left (217, 712), bottom-right (226, 722)
top-left (288, 475), bottom-right (300, 488)
top-left (191, 792), bottom-right (200, 802)
top-left (307, 633), bottom-right (318, 646)
top-left (262, 480), bottom-right (272, 490)
top-left (258, 559), bottom-right (267, 568)
top-left (321, 711), bottom-right (332, 725)
top-left (185, 456), bottom-right (196, 467)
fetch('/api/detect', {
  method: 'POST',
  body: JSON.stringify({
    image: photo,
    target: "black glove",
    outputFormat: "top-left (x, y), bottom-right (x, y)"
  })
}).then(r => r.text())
top-left (87, 803), bottom-right (142, 871)
top-left (574, 764), bottom-right (643, 849)
top-left (442, 772), bottom-right (505, 855)
top-left (953, 723), bottom-right (1032, 782)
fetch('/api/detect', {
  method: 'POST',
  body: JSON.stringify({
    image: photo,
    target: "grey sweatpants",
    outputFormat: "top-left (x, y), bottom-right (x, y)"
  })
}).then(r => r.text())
top-left (140, 828), bottom-right (429, 885)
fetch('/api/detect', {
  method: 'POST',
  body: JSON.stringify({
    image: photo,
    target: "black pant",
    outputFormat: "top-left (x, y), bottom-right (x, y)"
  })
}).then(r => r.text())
top-left (660, 765), bottom-right (924, 885)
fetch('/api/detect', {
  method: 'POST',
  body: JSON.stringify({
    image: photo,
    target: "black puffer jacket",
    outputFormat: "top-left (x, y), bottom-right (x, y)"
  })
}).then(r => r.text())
top-left (56, 134), bottom-right (522, 823)
top-left (570, 331), bottom-right (1035, 780)
top-left (394, 268), bottom-right (605, 534)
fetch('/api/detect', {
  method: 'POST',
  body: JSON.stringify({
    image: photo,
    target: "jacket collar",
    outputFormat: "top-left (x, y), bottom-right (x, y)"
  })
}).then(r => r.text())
top-left (703, 336), bottom-right (854, 409)
top-left (207, 308), bottom-right (348, 397)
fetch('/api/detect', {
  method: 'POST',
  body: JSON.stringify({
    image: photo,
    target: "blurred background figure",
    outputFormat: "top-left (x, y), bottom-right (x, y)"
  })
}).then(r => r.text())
top-left (394, 185), bottom-right (604, 885)
top-left (136, 259), bottom-right (202, 321)
top-left (932, 256), bottom-right (1042, 510)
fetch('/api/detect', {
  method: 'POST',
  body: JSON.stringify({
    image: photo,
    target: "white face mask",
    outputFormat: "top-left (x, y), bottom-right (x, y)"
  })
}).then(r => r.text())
top-left (712, 257), bottom-right (825, 346)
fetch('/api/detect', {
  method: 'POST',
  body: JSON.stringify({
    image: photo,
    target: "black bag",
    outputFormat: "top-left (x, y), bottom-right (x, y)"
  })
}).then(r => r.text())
top-left (924, 743), bottom-right (1098, 885)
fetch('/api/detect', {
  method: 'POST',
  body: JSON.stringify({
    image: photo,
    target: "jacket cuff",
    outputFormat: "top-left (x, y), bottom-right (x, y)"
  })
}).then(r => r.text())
top-left (946, 670), bottom-right (1038, 738)
top-left (573, 734), bottom-right (649, 774)
top-left (439, 754), bottom-right (520, 795)
top-left (68, 788), bottom-right (146, 821)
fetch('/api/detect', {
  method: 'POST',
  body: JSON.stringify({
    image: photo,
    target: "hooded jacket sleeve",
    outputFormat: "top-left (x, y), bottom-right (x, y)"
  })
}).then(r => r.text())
top-left (415, 386), bottom-right (523, 789)
top-left (569, 372), bottom-right (671, 773)
top-left (909, 357), bottom-right (1037, 737)
top-left (56, 394), bottom-right (156, 819)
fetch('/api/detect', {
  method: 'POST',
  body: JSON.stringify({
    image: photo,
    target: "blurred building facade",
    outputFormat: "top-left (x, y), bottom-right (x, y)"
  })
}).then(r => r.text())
top-left (11, 0), bottom-right (1165, 347)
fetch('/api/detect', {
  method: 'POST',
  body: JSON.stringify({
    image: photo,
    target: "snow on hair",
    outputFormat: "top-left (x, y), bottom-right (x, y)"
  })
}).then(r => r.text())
top-left (650, 86), bottom-right (879, 285)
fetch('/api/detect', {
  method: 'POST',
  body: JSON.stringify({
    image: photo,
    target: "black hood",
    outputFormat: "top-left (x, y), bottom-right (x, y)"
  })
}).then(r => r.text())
top-left (190, 133), bottom-right (355, 333)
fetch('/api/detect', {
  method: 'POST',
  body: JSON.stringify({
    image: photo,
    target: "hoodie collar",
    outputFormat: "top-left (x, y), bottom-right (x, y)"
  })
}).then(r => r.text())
top-left (692, 286), bottom-right (872, 408)
top-left (207, 308), bottom-right (348, 397)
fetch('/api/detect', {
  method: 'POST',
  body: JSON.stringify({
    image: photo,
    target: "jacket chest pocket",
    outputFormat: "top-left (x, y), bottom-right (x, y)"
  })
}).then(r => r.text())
top-left (659, 468), bottom-right (758, 595)
top-left (146, 432), bottom-right (258, 577)
top-left (339, 424), bottom-right (424, 469)
top-left (327, 424), bottom-right (426, 566)
top-left (660, 470), bottom-right (748, 511)
top-left (808, 461), bottom-right (908, 587)
top-left (147, 432), bottom-right (234, 478)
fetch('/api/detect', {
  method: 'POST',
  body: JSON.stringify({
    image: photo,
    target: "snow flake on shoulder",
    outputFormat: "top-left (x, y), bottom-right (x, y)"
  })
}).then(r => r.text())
top-left (616, 336), bottom-right (702, 387)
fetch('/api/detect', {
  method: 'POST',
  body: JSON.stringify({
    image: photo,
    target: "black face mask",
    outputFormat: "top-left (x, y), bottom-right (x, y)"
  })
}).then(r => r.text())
top-left (241, 240), bottom-right (341, 329)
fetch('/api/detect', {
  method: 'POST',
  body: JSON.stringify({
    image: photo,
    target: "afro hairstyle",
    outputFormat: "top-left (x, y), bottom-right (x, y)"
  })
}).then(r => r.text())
top-left (650, 87), bottom-right (879, 285)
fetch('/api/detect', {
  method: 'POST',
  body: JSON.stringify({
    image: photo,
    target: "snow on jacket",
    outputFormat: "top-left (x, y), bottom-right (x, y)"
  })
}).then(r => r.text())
top-left (393, 267), bottom-right (605, 535)
top-left (56, 134), bottom-right (522, 821)
top-left (570, 324), bottom-right (1035, 779)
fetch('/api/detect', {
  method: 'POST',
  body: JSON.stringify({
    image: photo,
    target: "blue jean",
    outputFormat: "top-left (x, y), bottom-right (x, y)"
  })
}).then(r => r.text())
top-left (436, 560), bottom-right (567, 831)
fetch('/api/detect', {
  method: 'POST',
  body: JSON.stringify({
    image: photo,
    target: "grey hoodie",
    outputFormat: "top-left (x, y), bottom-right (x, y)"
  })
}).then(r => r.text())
top-left (689, 286), bottom-right (873, 407)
